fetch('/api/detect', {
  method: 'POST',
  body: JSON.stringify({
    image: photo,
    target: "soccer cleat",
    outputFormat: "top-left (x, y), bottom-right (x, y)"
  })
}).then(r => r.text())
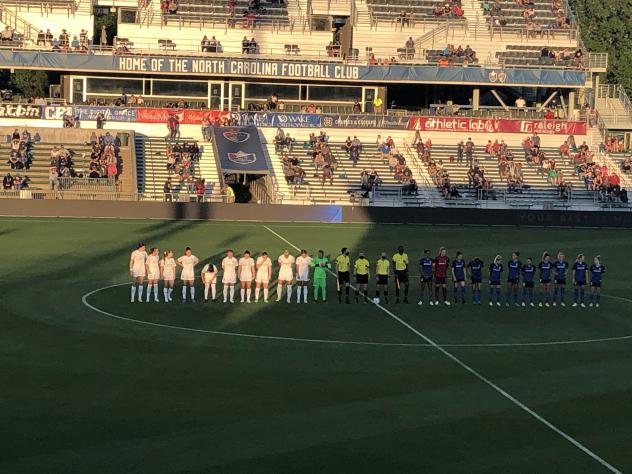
top-left (560, 302), bottom-right (566, 307)
top-left (572, 302), bottom-right (578, 307)
top-left (514, 303), bottom-right (520, 307)
top-left (276, 297), bottom-right (281, 302)
top-left (404, 298), bottom-right (409, 304)
top-left (595, 303), bottom-right (600, 308)
top-left (530, 302), bottom-right (534, 307)
top-left (521, 302), bottom-right (526, 307)
top-left (505, 302), bottom-right (510, 307)
top-left (545, 302), bottom-right (550, 307)
top-left (444, 301), bottom-right (451, 306)
top-left (589, 302), bottom-right (594, 307)
top-left (580, 303), bottom-right (586, 308)
top-left (204, 299), bottom-right (208, 303)
top-left (131, 298), bottom-right (134, 303)
top-left (538, 302), bottom-right (543, 307)
top-left (552, 302), bottom-right (557, 307)
top-left (191, 299), bottom-right (195, 303)
top-left (264, 299), bottom-right (269, 303)
top-left (489, 302), bottom-right (493, 306)
top-left (496, 302), bottom-right (501, 307)
top-left (418, 301), bottom-right (423, 306)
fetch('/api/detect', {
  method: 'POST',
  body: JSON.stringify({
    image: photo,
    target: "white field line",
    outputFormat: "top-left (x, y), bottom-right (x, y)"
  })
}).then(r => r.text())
top-left (263, 225), bottom-right (624, 474)
top-left (81, 282), bottom-right (632, 349)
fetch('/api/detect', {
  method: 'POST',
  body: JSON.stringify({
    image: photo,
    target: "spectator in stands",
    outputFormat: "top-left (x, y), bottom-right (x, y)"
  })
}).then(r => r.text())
top-left (1, 26), bottom-right (14, 42)
top-left (59, 30), bottom-right (70, 48)
top-left (37, 30), bottom-right (46, 46)
top-left (515, 96), bottom-right (527, 109)
top-left (160, 0), bottom-right (169, 25)
top-left (373, 96), bottom-right (384, 114)
top-left (3, 173), bottom-right (14, 190)
top-left (405, 37), bottom-right (415, 59)
top-left (168, 0), bottom-right (179, 14)
top-left (352, 100), bottom-right (361, 113)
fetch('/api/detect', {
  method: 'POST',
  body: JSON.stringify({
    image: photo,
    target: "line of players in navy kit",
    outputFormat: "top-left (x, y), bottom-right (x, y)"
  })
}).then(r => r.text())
top-left (359, 247), bottom-right (605, 307)
top-left (405, 249), bottom-right (605, 307)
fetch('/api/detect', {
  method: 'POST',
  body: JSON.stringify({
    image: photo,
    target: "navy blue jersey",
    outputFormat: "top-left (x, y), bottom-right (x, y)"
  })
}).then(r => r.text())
top-left (573, 262), bottom-right (588, 282)
top-left (452, 259), bottom-right (466, 280)
top-left (522, 264), bottom-right (536, 283)
top-left (507, 260), bottom-right (522, 279)
top-left (489, 263), bottom-right (503, 282)
top-left (419, 257), bottom-right (434, 278)
top-left (539, 261), bottom-right (552, 280)
top-left (554, 260), bottom-right (569, 280)
top-left (467, 260), bottom-right (484, 281)
top-left (589, 264), bottom-right (605, 284)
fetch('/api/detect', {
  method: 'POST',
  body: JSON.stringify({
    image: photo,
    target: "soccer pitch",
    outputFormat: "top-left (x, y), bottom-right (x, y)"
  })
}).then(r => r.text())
top-left (1, 216), bottom-right (631, 473)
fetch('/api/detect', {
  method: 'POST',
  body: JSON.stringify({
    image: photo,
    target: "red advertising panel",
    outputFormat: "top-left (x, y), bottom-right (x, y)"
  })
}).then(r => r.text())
top-left (137, 108), bottom-right (229, 125)
top-left (406, 117), bottom-right (587, 135)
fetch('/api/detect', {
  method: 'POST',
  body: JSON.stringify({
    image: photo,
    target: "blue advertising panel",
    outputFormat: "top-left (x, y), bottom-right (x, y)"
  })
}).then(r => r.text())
top-left (0, 51), bottom-right (587, 87)
top-left (43, 106), bottom-right (138, 122)
top-left (212, 126), bottom-right (271, 174)
top-left (231, 112), bottom-right (322, 128)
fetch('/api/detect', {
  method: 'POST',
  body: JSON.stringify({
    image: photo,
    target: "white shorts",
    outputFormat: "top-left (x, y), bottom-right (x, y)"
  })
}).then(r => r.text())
top-left (278, 269), bottom-right (293, 282)
top-left (181, 271), bottom-right (194, 281)
top-left (255, 272), bottom-right (270, 284)
top-left (240, 271), bottom-right (254, 282)
top-left (223, 273), bottom-right (237, 284)
top-left (147, 267), bottom-right (160, 280)
top-left (296, 269), bottom-right (310, 282)
top-left (204, 275), bottom-right (216, 285)
top-left (131, 268), bottom-right (145, 278)
top-left (162, 272), bottom-right (175, 281)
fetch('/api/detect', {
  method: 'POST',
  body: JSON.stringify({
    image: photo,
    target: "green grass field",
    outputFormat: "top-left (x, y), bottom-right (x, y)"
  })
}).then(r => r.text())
top-left (1, 216), bottom-right (632, 473)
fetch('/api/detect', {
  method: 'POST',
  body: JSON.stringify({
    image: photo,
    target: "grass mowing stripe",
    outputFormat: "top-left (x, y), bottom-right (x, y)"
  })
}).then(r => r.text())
top-left (264, 224), bottom-right (624, 474)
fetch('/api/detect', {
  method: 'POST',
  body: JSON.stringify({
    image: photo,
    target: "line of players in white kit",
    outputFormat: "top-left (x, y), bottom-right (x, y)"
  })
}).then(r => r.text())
top-left (129, 243), bottom-right (314, 303)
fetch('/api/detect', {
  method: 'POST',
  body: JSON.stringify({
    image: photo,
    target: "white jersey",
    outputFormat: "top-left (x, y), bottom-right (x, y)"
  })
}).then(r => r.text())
top-left (222, 256), bottom-right (238, 284)
top-left (146, 254), bottom-right (161, 280)
top-left (255, 256), bottom-right (272, 283)
top-left (277, 254), bottom-right (295, 281)
top-left (161, 257), bottom-right (177, 280)
top-left (201, 263), bottom-right (218, 284)
top-left (295, 255), bottom-right (312, 281)
top-left (130, 249), bottom-right (148, 278)
top-left (238, 257), bottom-right (255, 281)
top-left (177, 254), bottom-right (199, 281)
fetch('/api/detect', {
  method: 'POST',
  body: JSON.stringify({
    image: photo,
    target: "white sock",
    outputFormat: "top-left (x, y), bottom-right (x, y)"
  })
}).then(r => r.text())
top-left (190, 287), bottom-right (195, 300)
top-left (131, 285), bottom-right (136, 302)
top-left (153, 284), bottom-right (159, 301)
top-left (204, 284), bottom-right (210, 300)
top-left (182, 286), bottom-right (187, 300)
top-left (230, 286), bottom-right (235, 302)
top-left (163, 288), bottom-right (168, 300)
top-left (277, 283), bottom-right (283, 299)
top-left (211, 285), bottom-right (216, 300)
top-left (264, 288), bottom-right (269, 301)
top-left (303, 287), bottom-right (308, 303)
top-left (286, 285), bottom-right (292, 302)
top-left (240, 288), bottom-right (245, 302)
top-left (138, 285), bottom-right (144, 302)
top-left (146, 285), bottom-right (152, 301)
top-left (255, 287), bottom-right (260, 301)
top-left (296, 286), bottom-right (302, 302)
top-left (246, 288), bottom-right (251, 302)
top-left (223, 286), bottom-right (228, 302)
top-left (168, 288), bottom-right (173, 300)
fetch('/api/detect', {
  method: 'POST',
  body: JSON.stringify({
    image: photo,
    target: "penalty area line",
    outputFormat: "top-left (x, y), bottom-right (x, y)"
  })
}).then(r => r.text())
top-left (263, 225), bottom-right (624, 474)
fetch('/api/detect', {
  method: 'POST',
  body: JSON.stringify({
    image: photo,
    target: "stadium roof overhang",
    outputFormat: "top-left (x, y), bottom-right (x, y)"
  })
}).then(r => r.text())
top-left (0, 50), bottom-right (588, 89)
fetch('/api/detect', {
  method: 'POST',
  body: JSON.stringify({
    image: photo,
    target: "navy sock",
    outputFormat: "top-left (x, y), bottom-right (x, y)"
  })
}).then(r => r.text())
top-left (560, 287), bottom-right (566, 302)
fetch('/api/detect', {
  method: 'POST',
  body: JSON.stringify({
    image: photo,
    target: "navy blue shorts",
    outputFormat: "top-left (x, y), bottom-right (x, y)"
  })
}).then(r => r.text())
top-left (575, 280), bottom-right (586, 287)
top-left (507, 277), bottom-right (519, 285)
top-left (591, 282), bottom-right (601, 288)
top-left (490, 281), bottom-right (501, 286)
top-left (540, 278), bottom-right (551, 284)
top-left (377, 274), bottom-right (388, 285)
top-left (555, 278), bottom-right (566, 285)
top-left (453, 278), bottom-right (465, 284)
top-left (421, 276), bottom-right (433, 283)
top-left (523, 281), bottom-right (534, 288)
top-left (471, 278), bottom-right (482, 285)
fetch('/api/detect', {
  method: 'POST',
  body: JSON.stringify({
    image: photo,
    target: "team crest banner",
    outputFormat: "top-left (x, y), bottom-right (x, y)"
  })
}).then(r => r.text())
top-left (212, 126), bottom-right (271, 174)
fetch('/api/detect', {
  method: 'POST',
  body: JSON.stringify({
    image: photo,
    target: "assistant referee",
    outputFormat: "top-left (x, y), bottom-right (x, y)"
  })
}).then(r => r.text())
top-left (392, 245), bottom-right (410, 303)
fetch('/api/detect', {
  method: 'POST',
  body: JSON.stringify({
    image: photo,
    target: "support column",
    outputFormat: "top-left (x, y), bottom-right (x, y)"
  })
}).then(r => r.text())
top-left (472, 88), bottom-right (480, 111)
top-left (568, 91), bottom-right (576, 120)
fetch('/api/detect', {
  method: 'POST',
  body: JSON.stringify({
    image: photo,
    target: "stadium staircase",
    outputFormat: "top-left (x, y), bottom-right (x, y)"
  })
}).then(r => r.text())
top-left (135, 135), bottom-right (222, 198)
top-left (261, 135), bottom-right (426, 205)
top-left (420, 143), bottom-right (598, 207)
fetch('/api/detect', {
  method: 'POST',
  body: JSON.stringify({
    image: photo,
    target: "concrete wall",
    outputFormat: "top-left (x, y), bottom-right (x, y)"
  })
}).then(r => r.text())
top-left (1, 200), bottom-right (631, 228)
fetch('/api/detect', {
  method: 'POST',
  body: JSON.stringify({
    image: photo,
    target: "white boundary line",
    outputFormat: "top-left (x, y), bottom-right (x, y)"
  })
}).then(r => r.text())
top-left (81, 282), bottom-right (632, 349)
top-left (263, 224), bottom-right (624, 474)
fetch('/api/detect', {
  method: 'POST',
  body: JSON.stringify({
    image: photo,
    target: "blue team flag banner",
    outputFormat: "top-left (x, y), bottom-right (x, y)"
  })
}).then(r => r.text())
top-left (212, 126), bottom-right (272, 174)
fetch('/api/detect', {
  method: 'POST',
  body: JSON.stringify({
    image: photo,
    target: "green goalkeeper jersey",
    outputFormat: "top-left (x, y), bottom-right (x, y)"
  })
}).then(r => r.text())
top-left (311, 256), bottom-right (331, 279)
